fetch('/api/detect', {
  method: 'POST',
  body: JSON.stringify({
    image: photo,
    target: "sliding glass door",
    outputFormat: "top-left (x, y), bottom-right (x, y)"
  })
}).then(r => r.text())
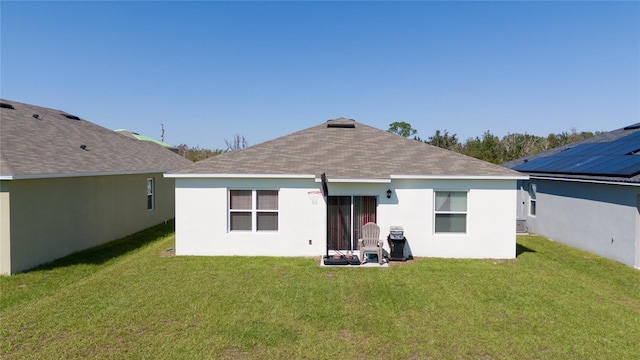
top-left (327, 196), bottom-right (351, 250)
top-left (327, 196), bottom-right (377, 250)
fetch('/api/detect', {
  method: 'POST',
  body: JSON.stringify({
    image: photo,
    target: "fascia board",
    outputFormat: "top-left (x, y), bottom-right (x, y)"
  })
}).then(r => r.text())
top-left (5, 170), bottom-right (171, 180)
top-left (164, 173), bottom-right (315, 179)
top-left (529, 175), bottom-right (640, 187)
top-left (314, 178), bottom-right (392, 183)
top-left (390, 174), bottom-right (529, 180)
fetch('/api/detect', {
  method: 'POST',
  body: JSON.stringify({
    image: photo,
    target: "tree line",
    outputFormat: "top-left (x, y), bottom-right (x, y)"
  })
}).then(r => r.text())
top-left (177, 134), bottom-right (248, 162)
top-left (387, 121), bottom-right (599, 164)
top-left (176, 122), bottom-right (599, 164)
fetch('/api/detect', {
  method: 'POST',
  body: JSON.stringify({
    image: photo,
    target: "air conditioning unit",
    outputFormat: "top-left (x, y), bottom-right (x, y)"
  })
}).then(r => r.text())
top-left (516, 220), bottom-right (528, 233)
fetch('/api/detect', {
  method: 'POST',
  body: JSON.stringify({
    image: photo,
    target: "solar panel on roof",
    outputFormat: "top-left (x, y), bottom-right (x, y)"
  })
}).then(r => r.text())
top-left (600, 142), bottom-right (639, 155)
top-left (513, 157), bottom-right (553, 171)
top-left (558, 144), bottom-right (594, 156)
top-left (581, 156), bottom-right (627, 173)
top-left (554, 156), bottom-right (587, 171)
top-left (514, 129), bottom-right (640, 177)
top-left (576, 156), bottom-right (608, 169)
top-left (515, 155), bottom-right (640, 177)
top-left (610, 157), bottom-right (640, 176)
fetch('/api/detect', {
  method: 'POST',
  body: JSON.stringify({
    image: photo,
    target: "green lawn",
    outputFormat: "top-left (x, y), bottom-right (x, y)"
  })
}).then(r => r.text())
top-left (2, 222), bottom-right (639, 359)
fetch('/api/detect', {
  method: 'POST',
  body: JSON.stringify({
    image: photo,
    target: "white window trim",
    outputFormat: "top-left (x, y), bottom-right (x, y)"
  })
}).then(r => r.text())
top-left (146, 178), bottom-right (154, 211)
top-left (529, 183), bottom-right (537, 217)
top-left (433, 190), bottom-right (469, 234)
top-left (228, 189), bottom-right (279, 233)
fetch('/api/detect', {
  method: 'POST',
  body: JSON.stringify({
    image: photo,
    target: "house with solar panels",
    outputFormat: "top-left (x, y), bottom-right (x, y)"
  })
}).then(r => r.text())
top-left (504, 123), bottom-right (640, 269)
top-left (0, 99), bottom-right (192, 274)
top-left (166, 118), bottom-right (526, 261)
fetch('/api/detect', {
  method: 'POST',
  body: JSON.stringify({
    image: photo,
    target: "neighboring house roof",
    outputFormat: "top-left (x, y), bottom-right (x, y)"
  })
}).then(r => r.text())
top-left (168, 117), bottom-right (522, 180)
top-left (503, 123), bottom-right (640, 184)
top-left (114, 129), bottom-right (179, 152)
top-left (0, 99), bottom-right (191, 179)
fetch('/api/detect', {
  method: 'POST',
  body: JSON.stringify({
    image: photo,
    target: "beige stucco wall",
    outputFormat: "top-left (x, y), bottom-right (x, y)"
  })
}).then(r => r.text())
top-left (0, 173), bottom-right (175, 275)
top-left (0, 182), bottom-right (10, 274)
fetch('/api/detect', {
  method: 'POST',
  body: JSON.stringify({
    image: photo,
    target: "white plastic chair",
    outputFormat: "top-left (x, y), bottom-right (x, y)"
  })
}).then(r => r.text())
top-left (358, 222), bottom-right (384, 264)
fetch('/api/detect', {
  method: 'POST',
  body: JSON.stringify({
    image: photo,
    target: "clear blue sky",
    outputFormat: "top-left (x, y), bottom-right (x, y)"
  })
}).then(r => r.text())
top-left (2, 1), bottom-right (639, 150)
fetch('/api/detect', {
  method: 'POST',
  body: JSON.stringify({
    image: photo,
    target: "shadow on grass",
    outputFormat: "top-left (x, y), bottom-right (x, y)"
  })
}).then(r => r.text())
top-left (516, 243), bottom-right (536, 257)
top-left (27, 220), bottom-right (174, 273)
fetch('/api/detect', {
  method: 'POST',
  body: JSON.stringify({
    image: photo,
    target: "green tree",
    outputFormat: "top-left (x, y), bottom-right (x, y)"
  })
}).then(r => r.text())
top-left (388, 121), bottom-right (418, 138)
top-left (501, 133), bottom-right (543, 162)
top-left (427, 130), bottom-right (460, 151)
top-left (541, 129), bottom-right (596, 153)
top-left (178, 144), bottom-right (224, 162)
top-left (461, 131), bottom-right (505, 164)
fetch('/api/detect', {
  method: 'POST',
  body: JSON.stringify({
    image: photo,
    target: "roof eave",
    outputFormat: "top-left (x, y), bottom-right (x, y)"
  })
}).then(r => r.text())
top-left (3, 170), bottom-right (175, 180)
top-left (390, 174), bottom-right (528, 180)
top-left (314, 178), bottom-right (392, 183)
top-left (527, 174), bottom-right (640, 187)
top-left (163, 173), bottom-right (527, 181)
top-left (164, 173), bottom-right (316, 179)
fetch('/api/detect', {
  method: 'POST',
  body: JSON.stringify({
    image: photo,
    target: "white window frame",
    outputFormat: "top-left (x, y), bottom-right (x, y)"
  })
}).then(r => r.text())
top-left (228, 189), bottom-right (279, 233)
top-left (529, 183), bottom-right (537, 217)
top-left (434, 190), bottom-right (468, 234)
top-left (146, 178), bottom-right (154, 211)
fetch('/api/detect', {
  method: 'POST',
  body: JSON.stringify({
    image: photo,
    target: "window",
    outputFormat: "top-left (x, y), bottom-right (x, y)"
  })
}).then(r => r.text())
top-left (146, 178), bottom-right (154, 211)
top-left (529, 183), bottom-right (537, 216)
top-left (229, 190), bottom-right (279, 232)
top-left (434, 191), bottom-right (467, 233)
top-left (257, 190), bottom-right (278, 231)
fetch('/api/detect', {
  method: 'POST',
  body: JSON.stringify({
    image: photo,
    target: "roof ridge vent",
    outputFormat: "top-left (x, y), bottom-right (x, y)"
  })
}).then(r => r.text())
top-left (62, 113), bottom-right (81, 120)
top-left (0, 102), bottom-right (15, 110)
top-left (327, 117), bottom-right (356, 128)
top-left (623, 123), bottom-right (640, 130)
top-left (327, 122), bottom-right (356, 128)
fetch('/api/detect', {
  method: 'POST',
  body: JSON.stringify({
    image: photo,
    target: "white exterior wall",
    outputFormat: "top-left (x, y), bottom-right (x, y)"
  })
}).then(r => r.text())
top-left (174, 177), bottom-right (518, 259)
top-left (386, 179), bottom-right (516, 259)
top-left (175, 178), bottom-right (327, 257)
top-left (523, 179), bottom-right (639, 268)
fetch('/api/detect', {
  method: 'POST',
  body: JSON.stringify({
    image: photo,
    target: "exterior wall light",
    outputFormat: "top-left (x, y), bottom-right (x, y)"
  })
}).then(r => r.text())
top-left (386, 189), bottom-right (392, 199)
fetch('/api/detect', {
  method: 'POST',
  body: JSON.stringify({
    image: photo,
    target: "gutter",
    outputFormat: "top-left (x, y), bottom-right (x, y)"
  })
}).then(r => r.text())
top-left (1, 170), bottom-right (173, 181)
top-left (164, 173), bottom-right (316, 179)
top-left (528, 175), bottom-right (640, 187)
top-left (390, 174), bottom-right (528, 180)
top-left (163, 173), bottom-right (528, 182)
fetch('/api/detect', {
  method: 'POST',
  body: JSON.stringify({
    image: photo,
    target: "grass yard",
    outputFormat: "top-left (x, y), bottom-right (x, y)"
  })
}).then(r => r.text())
top-left (2, 221), bottom-right (639, 359)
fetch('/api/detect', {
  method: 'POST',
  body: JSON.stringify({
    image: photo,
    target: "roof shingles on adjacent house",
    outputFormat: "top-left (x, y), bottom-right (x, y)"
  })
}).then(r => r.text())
top-left (0, 99), bottom-right (190, 179)
top-left (503, 123), bottom-right (640, 184)
top-left (169, 117), bottom-right (521, 179)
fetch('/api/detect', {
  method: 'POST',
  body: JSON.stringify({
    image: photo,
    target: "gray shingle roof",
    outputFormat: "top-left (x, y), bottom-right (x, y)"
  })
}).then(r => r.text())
top-left (170, 118), bottom-right (521, 179)
top-left (503, 124), bottom-right (640, 184)
top-left (0, 99), bottom-right (191, 179)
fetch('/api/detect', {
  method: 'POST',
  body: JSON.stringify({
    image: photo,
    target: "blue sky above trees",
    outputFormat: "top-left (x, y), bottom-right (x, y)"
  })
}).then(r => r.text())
top-left (2, 1), bottom-right (638, 151)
